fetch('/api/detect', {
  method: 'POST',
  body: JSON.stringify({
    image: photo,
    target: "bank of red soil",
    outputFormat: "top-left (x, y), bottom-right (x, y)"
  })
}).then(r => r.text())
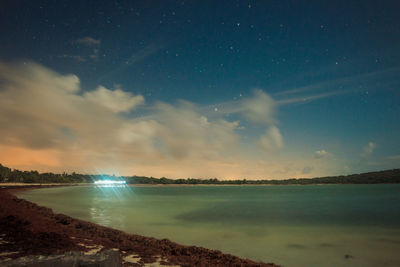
top-left (0, 189), bottom-right (278, 266)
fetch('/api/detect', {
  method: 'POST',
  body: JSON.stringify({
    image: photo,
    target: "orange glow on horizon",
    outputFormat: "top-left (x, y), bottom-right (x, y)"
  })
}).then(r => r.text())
top-left (0, 146), bottom-right (61, 171)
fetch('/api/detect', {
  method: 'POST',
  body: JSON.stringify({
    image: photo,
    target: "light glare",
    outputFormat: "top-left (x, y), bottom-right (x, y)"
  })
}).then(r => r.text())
top-left (94, 180), bottom-right (126, 185)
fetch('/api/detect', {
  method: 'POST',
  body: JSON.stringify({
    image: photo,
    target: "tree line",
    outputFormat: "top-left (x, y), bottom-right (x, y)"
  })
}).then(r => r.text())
top-left (0, 163), bottom-right (399, 185)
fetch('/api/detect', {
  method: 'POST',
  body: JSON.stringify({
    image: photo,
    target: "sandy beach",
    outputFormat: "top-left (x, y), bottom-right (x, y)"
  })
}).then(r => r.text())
top-left (0, 185), bottom-right (278, 266)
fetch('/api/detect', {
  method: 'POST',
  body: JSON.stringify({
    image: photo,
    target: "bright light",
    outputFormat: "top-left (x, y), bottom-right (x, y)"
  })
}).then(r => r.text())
top-left (94, 180), bottom-right (126, 185)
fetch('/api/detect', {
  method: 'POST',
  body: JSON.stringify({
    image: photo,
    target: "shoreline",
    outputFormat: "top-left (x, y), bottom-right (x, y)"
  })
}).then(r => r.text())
top-left (0, 183), bottom-right (84, 194)
top-left (0, 187), bottom-right (277, 266)
top-left (1, 182), bottom-right (395, 190)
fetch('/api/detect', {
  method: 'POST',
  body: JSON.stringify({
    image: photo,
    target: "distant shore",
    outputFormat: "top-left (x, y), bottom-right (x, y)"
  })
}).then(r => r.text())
top-left (1, 182), bottom-right (398, 191)
top-left (2, 163), bottom-right (399, 186)
top-left (0, 187), bottom-right (277, 266)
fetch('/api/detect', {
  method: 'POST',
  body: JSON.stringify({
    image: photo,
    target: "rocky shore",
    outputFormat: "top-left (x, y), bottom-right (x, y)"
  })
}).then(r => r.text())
top-left (0, 187), bottom-right (278, 266)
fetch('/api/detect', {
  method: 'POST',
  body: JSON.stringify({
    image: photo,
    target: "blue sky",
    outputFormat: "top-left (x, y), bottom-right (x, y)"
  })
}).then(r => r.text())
top-left (0, 0), bottom-right (399, 178)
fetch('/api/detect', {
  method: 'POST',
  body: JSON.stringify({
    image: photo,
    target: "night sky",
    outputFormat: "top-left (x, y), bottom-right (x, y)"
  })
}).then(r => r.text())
top-left (0, 0), bottom-right (399, 179)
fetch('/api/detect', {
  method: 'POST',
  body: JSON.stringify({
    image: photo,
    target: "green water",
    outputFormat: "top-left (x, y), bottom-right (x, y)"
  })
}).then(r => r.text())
top-left (17, 185), bottom-right (400, 267)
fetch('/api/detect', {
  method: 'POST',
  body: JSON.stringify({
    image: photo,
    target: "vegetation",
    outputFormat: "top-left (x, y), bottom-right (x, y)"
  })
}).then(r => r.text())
top-left (0, 164), bottom-right (92, 184)
top-left (0, 163), bottom-right (399, 185)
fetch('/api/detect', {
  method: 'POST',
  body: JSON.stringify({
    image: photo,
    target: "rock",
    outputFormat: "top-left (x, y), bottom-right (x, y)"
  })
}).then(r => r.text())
top-left (55, 214), bottom-right (72, 225)
top-left (344, 254), bottom-right (353, 259)
top-left (2, 250), bottom-right (122, 267)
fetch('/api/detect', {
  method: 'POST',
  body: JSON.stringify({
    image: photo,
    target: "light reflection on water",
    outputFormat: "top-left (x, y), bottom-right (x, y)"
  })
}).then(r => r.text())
top-left (17, 184), bottom-right (400, 267)
top-left (89, 184), bottom-right (134, 228)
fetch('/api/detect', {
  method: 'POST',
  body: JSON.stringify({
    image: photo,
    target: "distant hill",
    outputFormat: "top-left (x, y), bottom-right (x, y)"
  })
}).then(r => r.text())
top-left (0, 163), bottom-right (399, 185)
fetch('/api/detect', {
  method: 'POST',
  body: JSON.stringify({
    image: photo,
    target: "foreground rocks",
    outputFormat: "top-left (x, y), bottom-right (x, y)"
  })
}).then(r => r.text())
top-left (0, 189), bottom-right (278, 266)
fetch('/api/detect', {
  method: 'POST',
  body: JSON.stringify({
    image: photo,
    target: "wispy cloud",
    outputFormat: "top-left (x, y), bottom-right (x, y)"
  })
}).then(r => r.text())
top-left (59, 37), bottom-right (101, 62)
top-left (58, 54), bottom-right (87, 62)
top-left (201, 67), bottom-right (400, 115)
top-left (74, 37), bottom-right (101, 46)
top-left (97, 44), bottom-right (163, 82)
top-left (200, 89), bottom-right (345, 118)
top-left (314, 149), bottom-right (332, 159)
top-left (259, 126), bottom-right (284, 151)
top-left (200, 89), bottom-right (276, 119)
top-left (277, 90), bottom-right (349, 105)
top-left (241, 89), bottom-right (277, 125)
top-left (89, 48), bottom-right (99, 60)
top-left (274, 67), bottom-right (400, 97)
top-left (388, 155), bottom-right (400, 161)
top-left (302, 166), bottom-right (314, 174)
top-left (124, 44), bottom-right (163, 65)
top-left (271, 67), bottom-right (400, 106)
top-left (362, 142), bottom-right (376, 157)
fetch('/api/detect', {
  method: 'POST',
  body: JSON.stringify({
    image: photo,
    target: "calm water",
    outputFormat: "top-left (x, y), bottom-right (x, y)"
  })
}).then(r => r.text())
top-left (18, 185), bottom-right (400, 267)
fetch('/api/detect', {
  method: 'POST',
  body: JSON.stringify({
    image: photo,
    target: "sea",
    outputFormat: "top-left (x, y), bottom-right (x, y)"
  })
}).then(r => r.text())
top-left (17, 184), bottom-right (400, 267)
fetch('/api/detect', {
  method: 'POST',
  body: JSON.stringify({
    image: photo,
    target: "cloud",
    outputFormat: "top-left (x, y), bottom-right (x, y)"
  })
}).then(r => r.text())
top-left (202, 90), bottom-right (277, 123)
top-left (314, 149), bottom-right (332, 159)
top-left (1, 61), bottom-right (362, 179)
top-left (0, 61), bottom-right (243, 177)
top-left (58, 54), bottom-right (87, 62)
top-left (259, 126), bottom-right (283, 151)
top-left (343, 165), bottom-right (350, 172)
top-left (362, 142), bottom-right (376, 157)
top-left (97, 44), bottom-right (163, 82)
top-left (273, 67), bottom-right (400, 106)
top-left (152, 102), bottom-right (239, 160)
top-left (125, 44), bottom-right (163, 65)
top-left (302, 166), bottom-right (313, 174)
top-left (59, 37), bottom-right (101, 62)
top-left (202, 90), bottom-right (284, 153)
top-left (240, 89), bottom-right (277, 125)
top-left (89, 48), bottom-right (99, 60)
top-left (388, 155), bottom-right (400, 161)
top-left (84, 85), bottom-right (144, 113)
top-left (0, 61), bottom-right (114, 150)
top-left (3, 61), bottom-right (357, 179)
top-left (277, 90), bottom-right (349, 105)
top-left (74, 37), bottom-right (101, 46)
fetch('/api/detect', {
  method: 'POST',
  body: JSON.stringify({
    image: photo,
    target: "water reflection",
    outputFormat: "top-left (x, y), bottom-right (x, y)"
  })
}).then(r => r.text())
top-left (17, 185), bottom-right (400, 267)
top-left (89, 184), bottom-right (134, 228)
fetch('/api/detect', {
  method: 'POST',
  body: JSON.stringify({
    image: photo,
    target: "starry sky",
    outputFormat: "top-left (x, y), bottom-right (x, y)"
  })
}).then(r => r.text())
top-left (0, 0), bottom-right (399, 179)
